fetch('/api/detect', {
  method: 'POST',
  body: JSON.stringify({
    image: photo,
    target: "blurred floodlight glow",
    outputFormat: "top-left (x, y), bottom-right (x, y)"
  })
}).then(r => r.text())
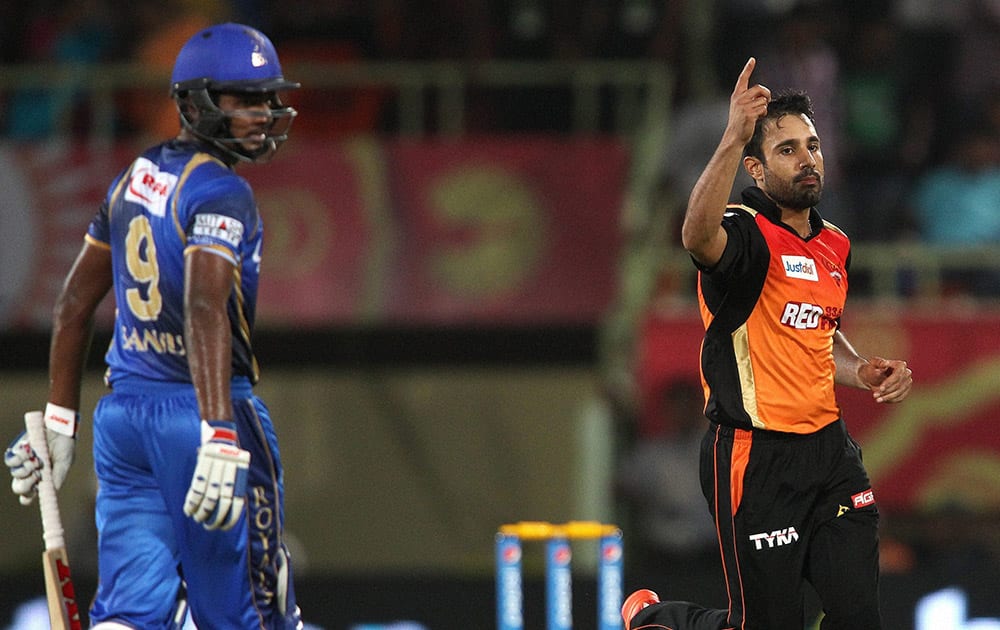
top-left (915, 588), bottom-right (1000, 630)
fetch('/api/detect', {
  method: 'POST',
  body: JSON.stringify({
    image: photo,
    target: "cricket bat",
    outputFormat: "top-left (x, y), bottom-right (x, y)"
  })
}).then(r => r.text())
top-left (24, 410), bottom-right (82, 630)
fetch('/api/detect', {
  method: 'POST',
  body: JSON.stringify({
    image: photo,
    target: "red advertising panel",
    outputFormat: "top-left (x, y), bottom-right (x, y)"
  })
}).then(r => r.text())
top-left (384, 137), bottom-right (629, 324)
top-left (1, 137), bottom-right (628, 328)
top-left (836, 310), bottom-right (1000, 512)
top-left (0, 144), bottom-right (135, 329)
top-left (243, 140), bottom-right (377, 324)
top-left (636, 306), bottom-right (1000, 513)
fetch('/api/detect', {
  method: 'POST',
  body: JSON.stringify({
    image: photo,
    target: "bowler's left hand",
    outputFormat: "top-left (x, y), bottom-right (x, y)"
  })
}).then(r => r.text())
top-left (860, 357), bottom-right (912, 403)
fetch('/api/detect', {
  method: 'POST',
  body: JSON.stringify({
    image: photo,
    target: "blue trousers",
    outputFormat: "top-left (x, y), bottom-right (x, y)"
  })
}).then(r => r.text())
top-left (89, 376), bottom-right (301, 629)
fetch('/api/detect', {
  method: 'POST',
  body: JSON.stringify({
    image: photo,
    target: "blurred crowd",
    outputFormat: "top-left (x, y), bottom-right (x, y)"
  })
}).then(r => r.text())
top-left (0, 0), bottom-right (997, 277)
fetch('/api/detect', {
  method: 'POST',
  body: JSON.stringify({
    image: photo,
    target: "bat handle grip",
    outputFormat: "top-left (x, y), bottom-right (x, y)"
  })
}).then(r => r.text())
top-left (24, 411), bottom-right (67, 550)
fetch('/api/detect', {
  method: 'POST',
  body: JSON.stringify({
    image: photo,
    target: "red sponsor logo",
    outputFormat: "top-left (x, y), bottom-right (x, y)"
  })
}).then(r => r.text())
top-left (852, 488), bottom-right (875, 508)
top-left (46, 414), bottom-right (72, 429)
top-left (128, 169), bottom-right (170, 202)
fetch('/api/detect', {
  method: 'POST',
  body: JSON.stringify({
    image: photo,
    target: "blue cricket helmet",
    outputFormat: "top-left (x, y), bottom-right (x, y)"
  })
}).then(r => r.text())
top-left (171, 23), bottom-right (300, 94)
top-left (170, 23), bottom-right (299, 163)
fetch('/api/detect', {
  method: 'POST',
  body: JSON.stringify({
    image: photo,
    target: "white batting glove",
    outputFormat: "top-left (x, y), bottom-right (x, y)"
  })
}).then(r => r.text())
top-left (4, 404), bottom-right (78, 505)
top-left (184, 420), bottom-right (250, 531)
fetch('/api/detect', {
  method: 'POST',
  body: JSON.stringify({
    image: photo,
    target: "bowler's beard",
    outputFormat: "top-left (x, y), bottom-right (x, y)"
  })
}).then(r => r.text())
top-left (762, 166), bottom-right (822, 210)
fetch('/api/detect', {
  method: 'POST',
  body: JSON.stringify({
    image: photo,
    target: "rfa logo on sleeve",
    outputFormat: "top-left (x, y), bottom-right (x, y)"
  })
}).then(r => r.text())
top-left (192, 214), bottom-right (245, 247)
top-left (124, 157), bottom-right (178, 217)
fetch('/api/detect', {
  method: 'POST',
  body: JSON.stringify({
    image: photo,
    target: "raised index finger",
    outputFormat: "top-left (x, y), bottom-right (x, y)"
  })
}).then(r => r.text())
top-left (734, 57), bottom-right (757, 95)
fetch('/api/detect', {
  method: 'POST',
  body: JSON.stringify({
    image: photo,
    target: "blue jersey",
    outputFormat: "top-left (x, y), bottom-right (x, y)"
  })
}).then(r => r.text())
top-left (87, 140), bottom-right (262, 385)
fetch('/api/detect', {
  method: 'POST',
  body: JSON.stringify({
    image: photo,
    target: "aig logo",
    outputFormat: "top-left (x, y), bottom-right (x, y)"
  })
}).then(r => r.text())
top-left (852, 488), bottom-right (875, 508)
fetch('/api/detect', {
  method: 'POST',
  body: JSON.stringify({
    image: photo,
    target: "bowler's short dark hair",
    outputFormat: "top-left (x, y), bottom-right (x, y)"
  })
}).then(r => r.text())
top-left (743, 91), bottom-right (816, 161)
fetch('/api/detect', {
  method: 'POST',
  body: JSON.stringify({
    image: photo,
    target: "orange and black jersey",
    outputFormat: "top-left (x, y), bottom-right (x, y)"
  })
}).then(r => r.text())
top-left (695, 186), bottom-right (851, 434)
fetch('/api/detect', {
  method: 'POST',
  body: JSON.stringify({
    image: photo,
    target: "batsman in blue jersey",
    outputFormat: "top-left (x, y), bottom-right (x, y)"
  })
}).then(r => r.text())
top-left (6, 23), bottom-right (303, 629)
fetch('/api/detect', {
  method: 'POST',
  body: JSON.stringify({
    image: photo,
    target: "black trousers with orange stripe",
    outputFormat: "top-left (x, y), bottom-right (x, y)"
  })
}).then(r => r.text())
top-left (631, 419), bottom-right (882, 630)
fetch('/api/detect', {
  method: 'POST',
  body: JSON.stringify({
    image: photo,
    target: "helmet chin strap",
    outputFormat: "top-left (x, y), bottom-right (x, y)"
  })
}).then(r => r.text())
top-left (216, 135), bottom-right (280, 164)
top-left (177, 115), bottom-right (254, 164)
top-left (176, 88), bottom-right (294, 164)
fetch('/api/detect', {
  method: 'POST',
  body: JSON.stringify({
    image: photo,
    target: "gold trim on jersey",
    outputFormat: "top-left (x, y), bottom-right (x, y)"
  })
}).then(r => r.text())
top-left (821, 219), bottom-right (847, 237)
top-left (106, 166), bottom-right (131, 222)
top-left (731, 323), bottom-right (765, 429)
top-left (171, 153), bottom-right (226, 242)
top-left (230, 263), bottom-right (260, 383)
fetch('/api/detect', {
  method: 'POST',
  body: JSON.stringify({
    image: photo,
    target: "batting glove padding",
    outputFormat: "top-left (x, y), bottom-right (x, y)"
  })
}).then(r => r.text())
top-left (184, 420), bottom-right (250, 531)
top-left (5, 405), bottom-right (77, 505)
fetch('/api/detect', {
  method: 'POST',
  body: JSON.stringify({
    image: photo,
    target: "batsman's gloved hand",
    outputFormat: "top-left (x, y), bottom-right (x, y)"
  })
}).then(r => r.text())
top-left (4, 404), bottom-right (78, 505)
top-left (184, 420), bottom-right (250, 531)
